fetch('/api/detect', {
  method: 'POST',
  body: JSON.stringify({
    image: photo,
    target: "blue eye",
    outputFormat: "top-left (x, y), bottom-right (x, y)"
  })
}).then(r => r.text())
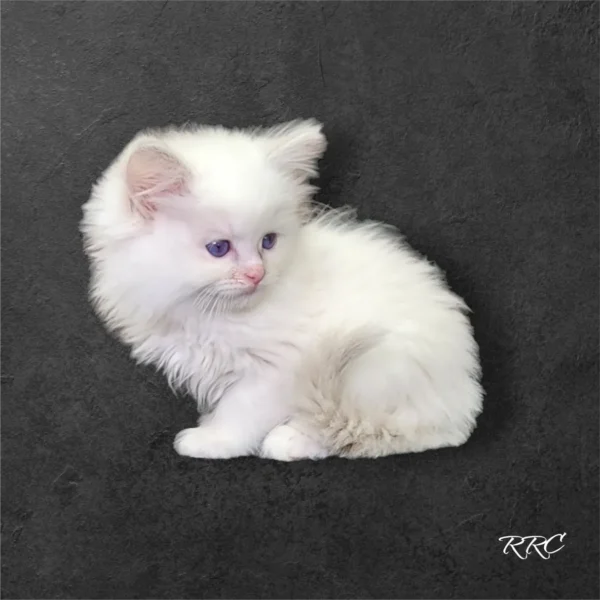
top-left (262, 233), bottom-right (277, 250)
top-left (206, 240), bottom-right (231, 257)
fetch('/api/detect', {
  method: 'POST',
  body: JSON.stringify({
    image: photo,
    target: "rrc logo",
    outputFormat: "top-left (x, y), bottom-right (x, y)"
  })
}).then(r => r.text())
top-left (498, 533), bottom-right (566, 560)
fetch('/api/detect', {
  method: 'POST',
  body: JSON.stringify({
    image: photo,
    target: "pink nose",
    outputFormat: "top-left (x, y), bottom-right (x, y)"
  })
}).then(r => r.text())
top-left (242, 265), bottom-right (265, 285)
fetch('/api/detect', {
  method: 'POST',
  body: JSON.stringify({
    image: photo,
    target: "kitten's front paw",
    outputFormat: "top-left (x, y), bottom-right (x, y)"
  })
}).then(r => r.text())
top-left (260, 424), bottom-right (329, 462)
top-left (174, 427), bottom-right (245, 459)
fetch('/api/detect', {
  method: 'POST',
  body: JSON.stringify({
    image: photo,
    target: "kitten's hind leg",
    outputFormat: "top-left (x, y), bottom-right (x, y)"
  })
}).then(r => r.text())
top-left (290, 328), bottom-right (482, 459)
top-left (260, 422), bottom-right (330, 462)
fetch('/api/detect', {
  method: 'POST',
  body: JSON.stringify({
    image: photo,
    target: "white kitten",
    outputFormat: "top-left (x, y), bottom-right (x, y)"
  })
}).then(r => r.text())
top-left (81, 120), bottom-right (483, 461)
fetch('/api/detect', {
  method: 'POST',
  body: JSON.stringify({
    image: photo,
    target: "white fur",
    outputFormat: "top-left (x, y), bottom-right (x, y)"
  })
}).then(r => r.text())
top-left (81, 120), bottom-right (483, 461)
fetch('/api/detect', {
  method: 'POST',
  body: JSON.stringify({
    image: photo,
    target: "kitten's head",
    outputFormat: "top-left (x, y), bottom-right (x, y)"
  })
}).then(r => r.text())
top-left (85, 120), bottom-right (326, 319)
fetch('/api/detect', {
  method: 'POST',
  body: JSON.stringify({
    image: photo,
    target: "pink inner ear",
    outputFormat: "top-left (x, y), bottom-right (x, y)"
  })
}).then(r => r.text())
top-left (126, 146), bottom-right (188, 218)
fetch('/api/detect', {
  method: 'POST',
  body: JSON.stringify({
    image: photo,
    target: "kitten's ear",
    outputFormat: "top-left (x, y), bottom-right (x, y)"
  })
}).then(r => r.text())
top-left (262, 119), bottom-right (327, 180)
top-left (125, 146), bottom-right (190, 218)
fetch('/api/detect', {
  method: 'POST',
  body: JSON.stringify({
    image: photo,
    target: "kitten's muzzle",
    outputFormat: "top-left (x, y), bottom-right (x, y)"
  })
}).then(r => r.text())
top-left (241, 265), bottom-right (265, 286)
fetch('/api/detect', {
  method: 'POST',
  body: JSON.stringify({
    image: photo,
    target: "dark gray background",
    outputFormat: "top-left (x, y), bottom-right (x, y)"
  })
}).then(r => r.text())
top-left (2, 2), bottom-right (598, 598)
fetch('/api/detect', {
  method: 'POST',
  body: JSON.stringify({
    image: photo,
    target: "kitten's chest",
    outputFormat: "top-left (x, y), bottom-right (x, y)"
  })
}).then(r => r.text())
top-left (134, 330), bottom-right (242, 402)
top-left (134, 315), bottom-right (306, 405)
